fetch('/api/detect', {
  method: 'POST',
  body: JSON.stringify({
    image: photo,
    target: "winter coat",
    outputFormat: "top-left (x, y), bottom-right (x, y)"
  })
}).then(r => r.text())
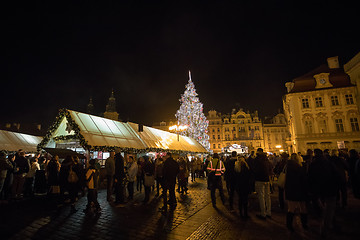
top-left (224, 157), bottom-right (236, 181)
top-left (284, 160), bottom-right (308, 201)
top-left (252, 153), bottom-right (272, 182)
top-left (105, 156), bottom-right (115, 176)
top-left (14, 156), bottom-right (29, 176)
top-left (0, 156), bottom-right (13, 178)
top-left (114, 153), bottom-right (125, 182)
top-left (47, 159), bottom-right (60, 186)
top-left (235, 161), bottom-right (251, 195)
top-left (308, 155), bottom-right (340, 198)
top-left (163, 157), bottom-right (179, 184)
top-left (127, 162), bottom-right (138, 182)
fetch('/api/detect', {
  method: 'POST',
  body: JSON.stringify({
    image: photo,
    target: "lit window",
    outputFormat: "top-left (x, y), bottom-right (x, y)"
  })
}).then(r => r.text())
top-left (345, 94), bottom-right (354, 105)
top-left (331, 96), bottom-right (339, 106)
top-left (350, 118), bottom-right (359, 132)
top-left (315, 97), bottom-right (323, 107)
top-left (335, 119), bottom-right (344, 132)
top-left (302, 98), bottom-right (310, 108)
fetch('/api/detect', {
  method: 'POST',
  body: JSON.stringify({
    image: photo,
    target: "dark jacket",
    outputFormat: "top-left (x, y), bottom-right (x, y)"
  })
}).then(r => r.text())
top-left (285, 160), bottom-right (308, 201)
top-left (252, 153), bottom-right (272, 182)
top-left (0, 156), bottom-right (13, 178)
top-left (14, 156), bottom-right (29, 175)
top-left (308, 155), bottom-right (340, 197)
top-left (235, 162), bottom-right (251, 195)
top-left (114, 153), bottom-right (125, 181)
top-left (224, 157), bottom-right (236, 181)
top-left (163, 157), bottom-right (179, 184)
top-left (143, 160), bottom-right (155, 176)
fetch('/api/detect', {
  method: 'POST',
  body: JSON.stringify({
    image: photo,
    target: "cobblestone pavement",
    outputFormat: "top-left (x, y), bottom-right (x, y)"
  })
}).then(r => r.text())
top-left (1, 178), bottom-right (360, 240)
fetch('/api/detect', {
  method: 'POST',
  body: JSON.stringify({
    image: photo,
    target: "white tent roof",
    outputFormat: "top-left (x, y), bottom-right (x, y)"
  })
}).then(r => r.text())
top-left (45, 109), bottom-right (207, 153)
top-left (0, 130), bottom-right (43, 152)
top-left (51, 110), bottom-right (147, 150)
top-left (127, 122), bottom-right (207, 153)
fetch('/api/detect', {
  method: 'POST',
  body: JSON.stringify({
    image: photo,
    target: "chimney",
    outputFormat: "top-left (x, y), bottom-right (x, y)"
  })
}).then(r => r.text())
top-left (327, 56), bottom-right (340, 69)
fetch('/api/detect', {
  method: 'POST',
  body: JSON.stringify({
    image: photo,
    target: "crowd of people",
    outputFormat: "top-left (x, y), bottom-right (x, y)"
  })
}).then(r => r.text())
top-left (1, 147), bottom-right (360, 237)
top-left (208, 147), bottom-right (360, 237)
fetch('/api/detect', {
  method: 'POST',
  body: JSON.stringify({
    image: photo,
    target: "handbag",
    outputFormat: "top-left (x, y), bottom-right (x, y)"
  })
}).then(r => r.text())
top-left (68, 166), bottom-right (79, 183)
top-left (144, 174), bottom-right (155, 187)
top-left (277, 166), bottom-right (287, 188)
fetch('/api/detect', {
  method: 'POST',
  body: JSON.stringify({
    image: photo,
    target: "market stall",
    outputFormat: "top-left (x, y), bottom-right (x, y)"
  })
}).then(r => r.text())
top-left (0, 129), bottom-right (43, 152)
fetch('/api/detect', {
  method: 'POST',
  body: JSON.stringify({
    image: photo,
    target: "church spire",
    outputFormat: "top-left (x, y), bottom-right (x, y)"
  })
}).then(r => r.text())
top-left (104, 89), bottom-right (119, 121)
top-left (87, 97), bottom-right (94, 114)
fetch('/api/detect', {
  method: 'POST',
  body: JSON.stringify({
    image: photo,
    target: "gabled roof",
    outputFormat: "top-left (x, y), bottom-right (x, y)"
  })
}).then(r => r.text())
top-left (39, 109), bottom-right (207, 153)
top-left (289, 64), bottom-right (352, 93)
top-left (0, 129), bottom-right (43, 152)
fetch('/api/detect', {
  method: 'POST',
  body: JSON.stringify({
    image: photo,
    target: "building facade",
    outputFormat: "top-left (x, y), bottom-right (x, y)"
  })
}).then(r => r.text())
top-left (207, 109), bottom-right (264, 153)
top-left (283, 56), bottom-right (360, 154)
top-left (263, 113), bottom-right (290, 154)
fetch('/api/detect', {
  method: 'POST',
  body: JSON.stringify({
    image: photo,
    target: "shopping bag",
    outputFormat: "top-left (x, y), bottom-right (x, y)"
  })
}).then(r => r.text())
top-left (277, 167), bottom-right (286, 188)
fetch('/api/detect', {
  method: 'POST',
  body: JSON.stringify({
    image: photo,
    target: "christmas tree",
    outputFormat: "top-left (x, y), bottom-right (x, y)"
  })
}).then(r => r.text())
top-left (175, 71), bottom-right (210, 151)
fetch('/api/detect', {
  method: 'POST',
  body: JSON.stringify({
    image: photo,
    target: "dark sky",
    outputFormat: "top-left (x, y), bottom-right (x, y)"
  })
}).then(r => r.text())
top-left (3, 1), bottom-right (359, 128)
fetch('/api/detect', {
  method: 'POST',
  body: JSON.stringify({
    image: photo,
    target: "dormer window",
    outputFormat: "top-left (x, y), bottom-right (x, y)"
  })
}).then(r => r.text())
top-left (314, 73), bottom-right (333, 89)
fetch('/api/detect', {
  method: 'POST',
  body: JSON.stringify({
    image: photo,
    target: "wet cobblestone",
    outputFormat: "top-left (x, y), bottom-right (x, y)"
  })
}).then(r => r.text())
top-left (1, 178), bottom-right (360, 240)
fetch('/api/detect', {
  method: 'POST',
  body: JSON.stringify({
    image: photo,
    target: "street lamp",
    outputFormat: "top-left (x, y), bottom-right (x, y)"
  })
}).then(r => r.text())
top-left (169, 124), bottom-right (188, 141)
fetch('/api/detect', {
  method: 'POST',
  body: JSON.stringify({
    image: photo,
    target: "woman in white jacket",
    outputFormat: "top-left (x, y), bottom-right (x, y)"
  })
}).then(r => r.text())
top-left (126, 156), bottom-right (138, 200)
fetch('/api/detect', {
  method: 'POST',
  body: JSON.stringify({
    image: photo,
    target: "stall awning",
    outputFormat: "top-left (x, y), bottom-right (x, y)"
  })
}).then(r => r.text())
top-left (39, 109), bottom-right (208, 153)
top-left (0, 130), bottom-right (43, 152)
top-left (127, 122), bottom-right (207, 153)
top-left (43, 148), bottom-right (86, 159)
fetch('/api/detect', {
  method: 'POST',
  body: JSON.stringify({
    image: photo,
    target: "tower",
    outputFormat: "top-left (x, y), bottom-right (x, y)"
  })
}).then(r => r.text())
top-left (87, 97), bottom-right (94, 114)
top-left (104, 89), bottom-right (119, 121)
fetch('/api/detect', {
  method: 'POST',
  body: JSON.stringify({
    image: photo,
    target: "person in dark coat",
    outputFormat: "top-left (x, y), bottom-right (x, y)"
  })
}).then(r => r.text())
top-left (114, 150), bottom-right (126, 204)
top-left (11, 150), bottom-right (29, 199)
top-left (2, 154), bottom-right (16, 201)
top-left (161, 152), bottom-right (179, 212)
top-left (274, 152), bottom-right (288, 210)
top-left (285, 153), bottom-right (308, 232)
top-left (252, 148), bottom-right (272, 219)
top-left (348, 149), bottom-right (360, 199)
top-left (224, 151), bottom-right (237, 211)
top-left (309, 149), bottom-right (341, 238)
top-left (330, 149), bottom-right (349, 208)
top-left (59, 155), bottom-right (81, 213)
top-left (235, 155), bottom-right (251, 218)
top-left (143, 156), bottom-right (155, 204)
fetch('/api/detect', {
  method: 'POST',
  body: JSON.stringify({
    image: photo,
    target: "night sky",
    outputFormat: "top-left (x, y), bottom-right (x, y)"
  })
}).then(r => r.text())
top-left (3, 1), bottom-right (359, 128)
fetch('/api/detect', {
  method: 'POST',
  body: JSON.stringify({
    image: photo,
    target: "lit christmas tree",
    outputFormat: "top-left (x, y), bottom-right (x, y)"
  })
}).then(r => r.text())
top-left (175, 71), bottom-right (210, 151)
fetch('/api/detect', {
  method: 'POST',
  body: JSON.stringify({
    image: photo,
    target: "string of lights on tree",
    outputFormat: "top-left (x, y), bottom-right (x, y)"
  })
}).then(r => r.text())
top-left (175, 71), bottom-right (210, 152)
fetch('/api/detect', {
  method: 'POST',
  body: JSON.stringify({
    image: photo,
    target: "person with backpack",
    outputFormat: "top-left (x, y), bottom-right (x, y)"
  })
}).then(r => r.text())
top-left (84, 159), bottom-right (101, 214)
top-left (234, 155), bottom-right (251, 218)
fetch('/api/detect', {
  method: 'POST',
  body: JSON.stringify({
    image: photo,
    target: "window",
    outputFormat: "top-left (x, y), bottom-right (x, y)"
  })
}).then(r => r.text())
top-left (212, 129), bottom-right (215, 133)
top-left (213, 144), bottom-right (216, 149)
top-left (248, 126), bottom-right (252, 131)
top-left (217, 128), bottom-right (220, 132)
top-left (212, 135), bottom-right (215, 140)
top-left (335, 119), bottom-right (344, 132)
top-left (218, 144), bottom-right (221, 149)
top-left (232, 127), bottom-right (236, 131)
top-left (331, 96), bottom-right (339, 106)
top-left (239, 127), bottom-right (245, 132)
top-left (302, 98), bottom-right (310, 108)
top-left (217, 135), bottom-right (220, 139)
top-left (304, 120), bottom-right (313, 134)
top-left (315, 97), bottom-right (323, 107)
top-left (318, 119), bottom-right (327, 133)
top-left (255, 126), bottom-right (259, 130)
top-left (350, 118), bottom-right (359, 132)
top-left (345, 94), bottom-right (354, 105)
top-left (233, 134), bottom-right (236, 139)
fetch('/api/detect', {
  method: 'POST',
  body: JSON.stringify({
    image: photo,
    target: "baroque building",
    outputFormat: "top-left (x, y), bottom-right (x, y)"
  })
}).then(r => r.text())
top-left (207, 109), bottom-right (263, 153)
top-left (283, 56), bottom-right (360, 154)
top-left (263, 113), bottom-right (290, 154)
